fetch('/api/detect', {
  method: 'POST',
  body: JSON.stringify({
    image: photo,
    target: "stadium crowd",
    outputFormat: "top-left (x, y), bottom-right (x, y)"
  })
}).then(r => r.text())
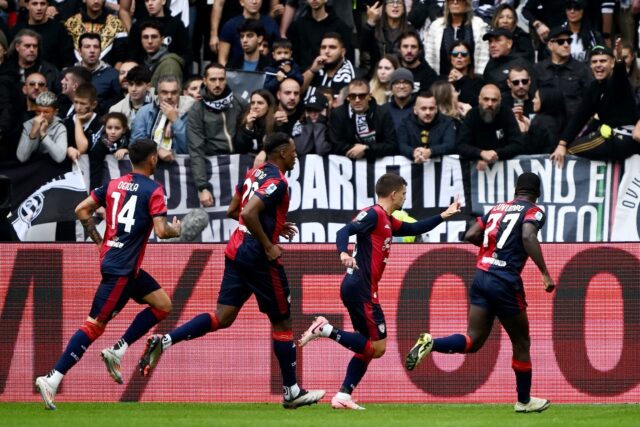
top-left (2, 0), bottom-right (640, 239)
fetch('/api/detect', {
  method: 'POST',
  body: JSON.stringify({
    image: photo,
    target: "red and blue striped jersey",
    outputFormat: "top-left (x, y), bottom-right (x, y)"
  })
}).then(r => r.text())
top-left (225, 161), bottom-right (289, 262)
top-left (91, 172), bottom-right (167, 276)
top-left (340, 204), bottom-right (403, 303)
top-left (476, 197), bottom-right (545, 281)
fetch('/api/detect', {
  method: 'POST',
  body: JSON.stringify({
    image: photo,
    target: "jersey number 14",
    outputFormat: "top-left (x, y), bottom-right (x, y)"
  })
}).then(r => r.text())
top-left (110, 193), bottom-right (138, 233)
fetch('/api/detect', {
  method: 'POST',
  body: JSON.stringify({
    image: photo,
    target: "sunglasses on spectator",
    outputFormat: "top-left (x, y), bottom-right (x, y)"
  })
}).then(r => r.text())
top-left (510, 79), bottom-right (530, 86)
top-left (451, 50), bottom-right (469, 57)
top-left (347, 93), bottom-right (369, 101)
top-left (551, 38), bottom-right (571, 46)
top-left (385, 0), bottom-right (403, 5)
top-left (27, 81), bottom-right (47, 87)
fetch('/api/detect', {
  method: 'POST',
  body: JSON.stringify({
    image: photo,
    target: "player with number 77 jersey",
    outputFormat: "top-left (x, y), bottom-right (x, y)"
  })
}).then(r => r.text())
top-left (35, 139), bottom-right (181, 410)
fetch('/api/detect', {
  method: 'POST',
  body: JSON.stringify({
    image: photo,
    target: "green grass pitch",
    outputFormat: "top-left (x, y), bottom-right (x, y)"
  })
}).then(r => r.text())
top-left (1, 403), bottom-right (639, 427)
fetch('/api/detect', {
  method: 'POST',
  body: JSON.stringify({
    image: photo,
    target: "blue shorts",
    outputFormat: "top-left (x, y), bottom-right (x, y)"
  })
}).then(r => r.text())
top-left (89, 268), bottom-right (161, 323)
top-left (343, 300), bottom-right (387, 341)
top-left (469, 270), bottom-right (527, 318)
top-left (218, 257), bottom-right (291, 323)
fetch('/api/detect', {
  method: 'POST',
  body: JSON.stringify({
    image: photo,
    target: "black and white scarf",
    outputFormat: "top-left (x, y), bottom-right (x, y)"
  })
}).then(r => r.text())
top-left (202, 86), bottom-right (235, 112)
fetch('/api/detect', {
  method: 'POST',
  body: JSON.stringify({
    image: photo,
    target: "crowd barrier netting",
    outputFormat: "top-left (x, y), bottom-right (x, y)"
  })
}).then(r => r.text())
top-left (0, 243), bottom-right (638, 403)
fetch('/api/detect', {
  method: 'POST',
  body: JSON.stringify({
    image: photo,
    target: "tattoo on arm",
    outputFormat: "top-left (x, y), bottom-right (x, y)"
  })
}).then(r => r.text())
top-left (81, 217), bottom-right (103, 245)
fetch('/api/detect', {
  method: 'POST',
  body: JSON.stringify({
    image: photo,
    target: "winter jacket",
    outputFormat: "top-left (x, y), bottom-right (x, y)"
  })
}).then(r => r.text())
top-left (17, 116), bottom-right (68, 163)
top-left (398, 112), bottom-right (457, 159)
top-left (130, 96), bottom-right (194, 154)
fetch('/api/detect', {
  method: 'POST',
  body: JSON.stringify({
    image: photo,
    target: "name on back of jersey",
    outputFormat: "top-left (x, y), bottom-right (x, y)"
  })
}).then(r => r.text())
top-left (493, 203), bottom-right (524, 213)
top-left (117, 182), bottom-right (139, 192)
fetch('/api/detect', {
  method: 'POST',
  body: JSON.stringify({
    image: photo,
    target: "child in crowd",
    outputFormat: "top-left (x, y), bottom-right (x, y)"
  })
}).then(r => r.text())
top-left (264, 39), bottom-right (303, 94)
top-left (99, 112), bottom-right (130, 160)
top-left (183, 76), bottom-right (203, 101)
top-left (109, 66), bottom-right (154, 127)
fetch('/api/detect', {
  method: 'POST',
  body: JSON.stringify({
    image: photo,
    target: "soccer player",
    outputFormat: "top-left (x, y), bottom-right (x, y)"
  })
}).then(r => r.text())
top-left (404, 172), bottom-right (555, 413)
top-left (35, 138), bottom-right (182, 410)
top-left (297, 173), bottom-right (461, 410)
top-left (139, 132), bottom-right (325, 409)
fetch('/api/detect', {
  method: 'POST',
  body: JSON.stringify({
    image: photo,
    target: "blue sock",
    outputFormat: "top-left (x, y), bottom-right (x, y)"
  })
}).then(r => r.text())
top-left (433, 334), bottom-right (468, 354)
top-left (121, 308), bottom-right (163, 345)
top-left (330, 329), bottom-right (368, 354)
top-left (273, 337), bottom-right (297, 387)
top-left (168, 313), bottom-right (212, 344)
top-left (513, 360), bottom-right (532, 403)
top-left (53, 329), bottom-right (92, 374)
top-left (340, 356), bottom-right (370, 394)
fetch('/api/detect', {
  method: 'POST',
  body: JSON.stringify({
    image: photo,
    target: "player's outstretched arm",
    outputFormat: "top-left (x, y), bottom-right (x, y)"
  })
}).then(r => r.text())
top-left (522, 222), bottom-right (555, 293)
top-left (241, 195), bottom-right (283, 261)
top-left (75, 196), bottom-right (103, 246)
top-left (395, 197), bottom-right (461, 237)
top-left (153, 216), bottom-right (182, 239)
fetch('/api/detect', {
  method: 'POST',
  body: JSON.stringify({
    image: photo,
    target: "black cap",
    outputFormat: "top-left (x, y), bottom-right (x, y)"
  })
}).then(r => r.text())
top-left (482, 27), bottom-right (513, 41)
top-left (566, 0), bottom-right (585, 9)
top-left (515, 172), bottom-right (541, 198)
top-left (304, 93), bottom-right (328, 111)
top-left (590, 45), bottom-right (614, 58)
top-left (547, 27), bottom-right (572, 40)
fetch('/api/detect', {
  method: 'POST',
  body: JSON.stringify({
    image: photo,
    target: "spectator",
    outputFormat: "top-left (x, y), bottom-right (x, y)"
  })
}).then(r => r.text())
top-left (522, 0), bottom-right (568, 51)
top-left (127, 0), bottom-right (190, 65)
top-left (5, 29), bottom-right (60, 93)
top-left (17, 91), bottom-right (67, 163)
top-left (76, 33), bottom-right (121, 114)
top-left (360, 0), bottom-right (415, 70)
top-left (447, 40), bottom-right (483, 106)
top-left (457, 83), bottom-right (524, 170)
top-left (234, 88), bottom-right (276, 166)
top-left (187, 63), bottom-right (245, 207)
top-left (386, 67), bottom-right (416, 131)
top-left (109, 65), bottom-right (154, 126)
top-left (227, 18), bottom-right (270, 71)
top-left (552, 44), bottom-right (640, 166)
top-left (183, 75), bottom-right (203, 101)
top-left (263, 39), bottom-right (303, 94)
top-left (563, 0), bottom-right (604, 63)
top-left (57, 66), bottom-right (92, 119)
top-left (20, 71), bottom-right (48, 122)
top-left (131, 75), bottom-right (194, 162)
top-left (482, 27), bottom-right (535, 93)
top-left (88, 111), bottom-right (130, 188)
top-left (424, 0), bottom-right (489, 77)
top-left (64, 0), bottom-right (128, 67)
top-left (534, 26), bottom-right (593, 116)
top-left (527, 86), bottom-right (566, 154)
top-left (503, 66), bottom-right (534, 125)
top-left (218, 0), bottom-right (279, 66)
top-left (117, 60), bottom-right (139, 94)
top-left (274, 77), bottom-right (303, 135)
top-left (621, 41), bottom-right (640, 107)
top-left (397, 31), bottom-right (439, 93)
top-left (490, 4), bottom-right (534, 62)
top-left (11, 0), bottom-right (75, 70)
top-left (302, 32), bottom-right (355, 100)
top-left (370, 54), bottom-right (399, 105)
top-left (65, 83), bottom-right (102, 168)
top-left (140, 20), bottom-right (184, 87)
top-left (398, 90), bottom-right (456, 162)
top-left (328, 79), bottom-right (397, 160)
top-left (209, 0), bottom-right (273, 56)
top-left (431, 79), bottom-right (472, 125)
top-left (286, 0), bottom-right (353, 70)
top-left (292, 93), bottom-right (330, 156)
top-left (280, 0), bottom-right (355, 42)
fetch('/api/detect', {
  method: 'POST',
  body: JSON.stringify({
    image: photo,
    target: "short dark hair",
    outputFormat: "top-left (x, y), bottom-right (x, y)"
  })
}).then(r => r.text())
top-left (237, 18), bottom-right (265, 37)
top-left (321, 32), bottom-right (344, 47)
top-left (79, 32), bottom-right (101, 49)
top-left (416, 90), bottom-right (435, 100)
top-left (264, 132), bottom-right (292, 155)
top-left (272, 39), bottom-right (292, 52)
top-left (125, 66), bottom-right (152, 84)
top-left (203, 62), bottom-right (225, 78)
top-left (375, 173), bottom-right (407, 198)
top-left (348, 78), bottom-right (370, 92)
top-left (75, 82), bottom-right (97, 102)
top-left (102, 111), bottom-right (129, 133)
top-left (128, 138), bottom-right (157, 164)
top-left (140, 20), bottom-right (164, 37)
top-left (63, 66), bottom-right (92, 85)
top-left (399, 30), bottom-right (421, 46)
